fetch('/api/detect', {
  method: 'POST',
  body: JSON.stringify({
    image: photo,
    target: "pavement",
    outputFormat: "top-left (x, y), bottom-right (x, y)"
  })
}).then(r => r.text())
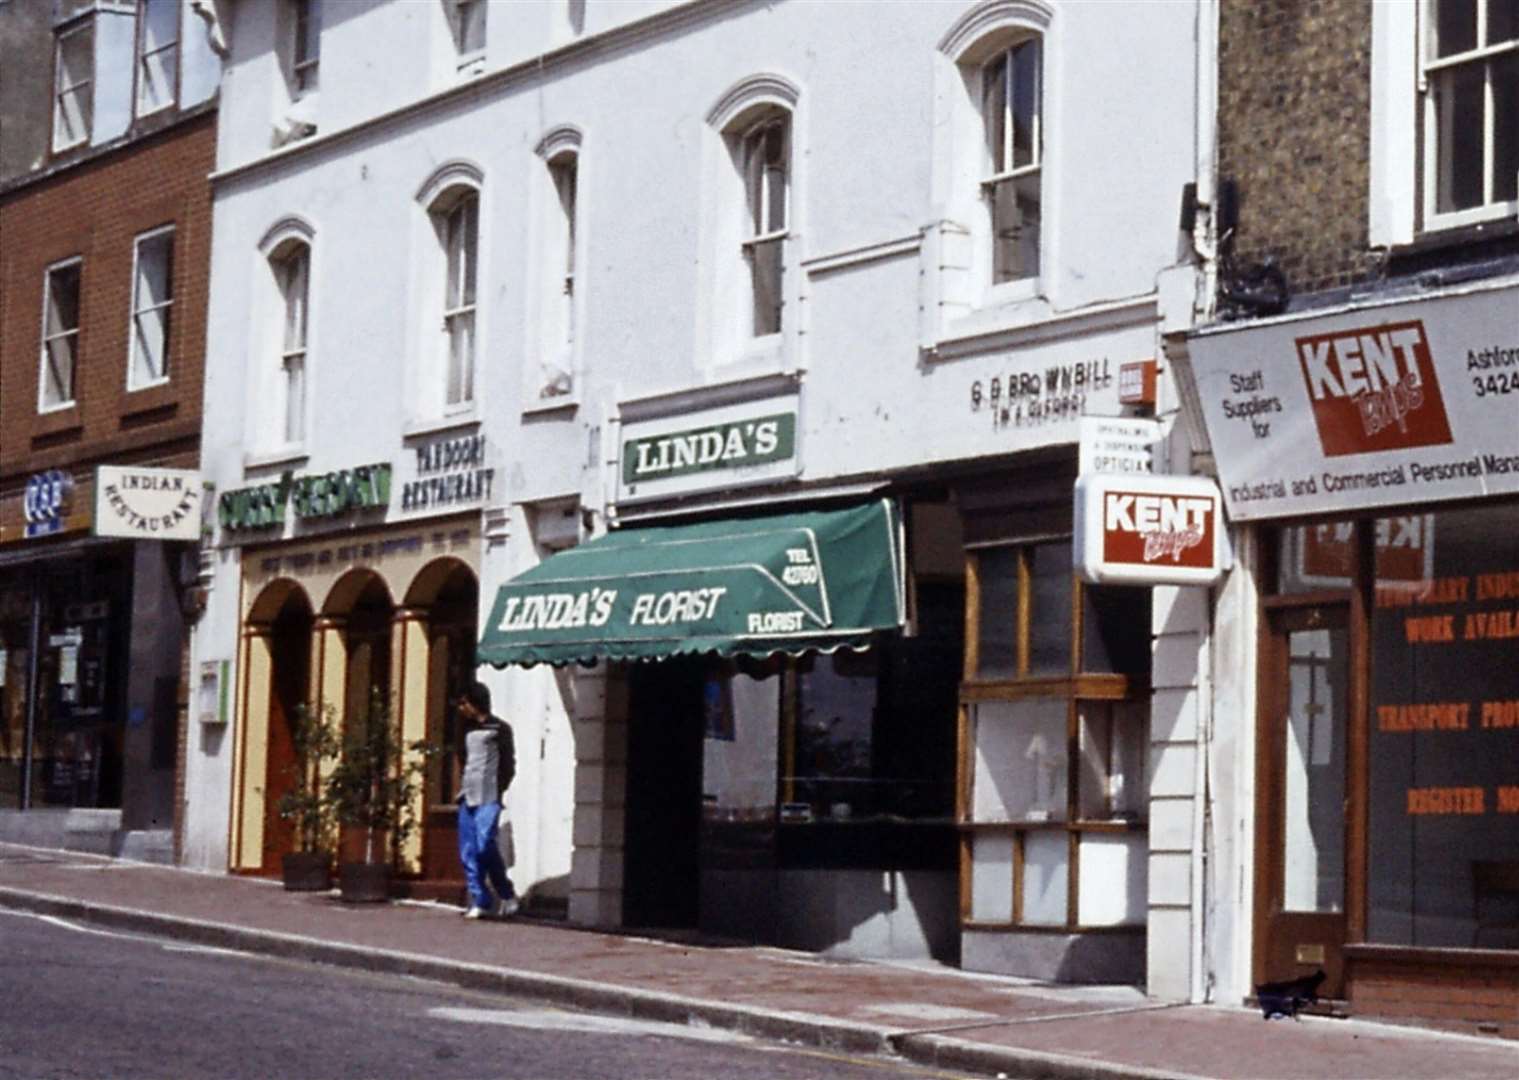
top-left (1, 843), bottom-right (1515, 1080)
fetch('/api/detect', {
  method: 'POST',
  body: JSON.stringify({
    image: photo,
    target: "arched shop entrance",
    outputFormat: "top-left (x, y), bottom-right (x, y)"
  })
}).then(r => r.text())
top-left (403, 557), bottom-right (479, 885)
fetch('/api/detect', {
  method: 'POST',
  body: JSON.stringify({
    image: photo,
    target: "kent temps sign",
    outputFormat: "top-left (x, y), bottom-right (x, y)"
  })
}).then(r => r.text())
top-left (1186, 281), bottom-right (1519, 521)
top-left (94, 466), bottom-right (202, 541)
top-left (1075, 474), bottom-right (1227, 586)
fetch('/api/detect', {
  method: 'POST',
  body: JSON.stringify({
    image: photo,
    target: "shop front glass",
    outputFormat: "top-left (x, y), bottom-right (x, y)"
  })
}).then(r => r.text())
top-left (1367, 503), bottom-right (1519, 948)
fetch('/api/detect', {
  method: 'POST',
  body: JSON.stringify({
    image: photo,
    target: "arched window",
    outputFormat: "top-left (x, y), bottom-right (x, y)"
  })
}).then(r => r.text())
top-left (258, 216), bottom-right (317, 448)
top-left (416, 163), bottom-right (484, 411)
top-left (533, 126), bottom-right (582, 400)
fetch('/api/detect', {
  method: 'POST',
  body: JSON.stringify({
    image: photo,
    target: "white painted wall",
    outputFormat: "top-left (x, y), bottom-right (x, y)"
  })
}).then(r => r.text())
top-left (194, 0), bottom-right (1209, 980)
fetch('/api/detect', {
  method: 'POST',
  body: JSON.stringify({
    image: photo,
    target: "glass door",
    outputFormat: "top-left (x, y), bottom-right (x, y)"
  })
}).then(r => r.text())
top-left (1256, 601), bottom-right (1352, 999)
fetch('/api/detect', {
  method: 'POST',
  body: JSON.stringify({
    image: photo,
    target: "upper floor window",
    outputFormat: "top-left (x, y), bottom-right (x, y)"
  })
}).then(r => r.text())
top-left (438, 192), bottom-right (479, 407)
top-left (53, 20), bottom-right (94, 150)
top-left (39, 259), bottom-right (83, 411)
top-left (547, 152), bottom-right (578, 361)
top-left (273, 242), bottom-right (311, 444)
top-left (450, 0), bottom-right (487, 67)
top-left (136, 0), bottom-right (180, 116)
top-left (982, 36), bottom-right (1043, 284)
top-left (740, 113), bottom-right (789, 337)
top-left (1423, 0), bottom-right (1519, 227)
top-left (292, 0), bottom-right (322, 96)
top-left (128, 227), bottom-right (175, 389)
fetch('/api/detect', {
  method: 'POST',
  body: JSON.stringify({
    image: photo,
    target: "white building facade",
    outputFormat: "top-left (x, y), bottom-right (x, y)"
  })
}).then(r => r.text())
top-left (187, 0), bottom-right (1227, 999)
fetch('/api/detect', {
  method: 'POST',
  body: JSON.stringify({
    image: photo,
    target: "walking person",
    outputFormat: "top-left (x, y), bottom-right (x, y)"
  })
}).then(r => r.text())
top-left (455, 680), bottom-right (519, 919)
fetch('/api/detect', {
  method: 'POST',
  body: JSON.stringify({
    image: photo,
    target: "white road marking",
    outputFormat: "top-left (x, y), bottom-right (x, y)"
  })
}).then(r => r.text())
top-left (0, 908), bottom-right (252, 960)
top-left (428, 1006), bottom-right (754, 1045)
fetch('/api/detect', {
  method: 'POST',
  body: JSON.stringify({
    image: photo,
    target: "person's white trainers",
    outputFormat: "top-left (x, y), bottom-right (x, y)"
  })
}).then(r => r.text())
top-left (496, 896), bottom-right (520, 918)
top-left (463, 906), bottom-right (487, 919)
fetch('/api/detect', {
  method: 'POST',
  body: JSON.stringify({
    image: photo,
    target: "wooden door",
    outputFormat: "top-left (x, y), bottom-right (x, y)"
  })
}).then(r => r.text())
top-left (1255, 601), bottom-right (1352, 999)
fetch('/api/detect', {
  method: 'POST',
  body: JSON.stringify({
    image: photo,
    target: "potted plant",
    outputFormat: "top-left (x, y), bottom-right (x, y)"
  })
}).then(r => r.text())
top-left (326, 688), bottom-right (435, 903)
top-left (275, 702), bottom-right (340, 891)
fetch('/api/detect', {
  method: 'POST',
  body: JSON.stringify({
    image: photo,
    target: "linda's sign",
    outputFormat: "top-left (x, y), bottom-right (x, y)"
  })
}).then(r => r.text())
top-left (1075, 474), bottom-right (1228, 586)
top-left (617, 399), bottom-right (799, 503)
top-left (94, 466), bottom-right (202, 541)
top-left (219, 463), bottom-right (391, 532)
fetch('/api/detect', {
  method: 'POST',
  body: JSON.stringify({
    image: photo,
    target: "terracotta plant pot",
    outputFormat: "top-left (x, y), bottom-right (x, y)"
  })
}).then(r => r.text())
top-left (338, 861), bottom-right (390, 903)
top-left (281, 851), bottom-right (333, 892)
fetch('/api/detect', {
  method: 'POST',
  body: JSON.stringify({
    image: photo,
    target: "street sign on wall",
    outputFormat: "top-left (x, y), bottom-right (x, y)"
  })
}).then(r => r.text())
top-left (1075, 473), bottom-right (1228, 586)
top-left (94, 466), bottom-right (202, 541)
top-left (1185, 280), bottom-right (1519, 521)
top-left (617, 398), bottom-right (800, 504)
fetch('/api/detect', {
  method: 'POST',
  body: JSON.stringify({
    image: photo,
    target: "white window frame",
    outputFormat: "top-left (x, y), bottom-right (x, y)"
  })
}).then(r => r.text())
top-left (292, 0), bottom-right (321, 97)
top-left (52, 20), bottom-right (94, 151)
top-left (548, 152), bottom-right (578, 360)
top-left (981, 36), bottom-right (1044, 287)
top-left (450, 0), bottom-right (487, 71)
top-left (135, 0), bottom-right (180, 117)
top-left (39, 257), bottom-right (84, 413)
top-left (1420, 0), bottom-right (1519, 231)
top-left (440, 192), bottom-right (479, 409)
top-left (274, 243), bottom-right (311, 445)
top-left (127, 226), bottom-right (175, 391)
top-left (739, 113), bottom-right (789, 340)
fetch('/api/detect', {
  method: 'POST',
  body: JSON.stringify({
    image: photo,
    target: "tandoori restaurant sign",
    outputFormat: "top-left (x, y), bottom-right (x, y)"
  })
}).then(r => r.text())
top-left (617, 399), bottom-right (799, 503)
top-left (1074, 473), bottom-right (1228, 586)
top-left (1184, 280), bottom-right (1519, 521)
top-left (218, 463), bottom-right (391, 532)
top-left (395, 432), bottom-right (497, 516)
top-left (94, 466), bottom-right (202, 541)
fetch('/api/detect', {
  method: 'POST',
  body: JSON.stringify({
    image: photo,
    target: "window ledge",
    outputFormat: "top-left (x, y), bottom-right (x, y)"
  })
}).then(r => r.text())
top-left (243, 446), bottom-right (309, 473)
top-left (402, 410), bottom-right (481, 440)
top-left (33, 403), bottom-right (83, 438)
top-left (522, 393), bottom-right (579, 418)
top-left (119, 380), bottom-right (178, 420)
top-left (1390, 214), bottom-right (1519, 269)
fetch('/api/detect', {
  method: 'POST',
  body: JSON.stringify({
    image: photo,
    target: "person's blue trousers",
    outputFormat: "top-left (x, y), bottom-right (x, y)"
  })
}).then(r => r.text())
top-left (458, 800), bottom-right (515, 911)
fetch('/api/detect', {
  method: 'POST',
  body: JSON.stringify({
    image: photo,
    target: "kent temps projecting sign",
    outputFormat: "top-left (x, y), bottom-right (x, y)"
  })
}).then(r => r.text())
top-left (94, 466), bottom-right (202, 541)
top-left (1186, 282), bottom-right (1519, 521)
top-left (1074, 474), bottom-right (1227, 586)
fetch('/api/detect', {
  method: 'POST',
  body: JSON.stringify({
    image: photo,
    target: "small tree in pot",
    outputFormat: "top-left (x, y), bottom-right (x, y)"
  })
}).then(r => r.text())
top-left (326, 688), bottom-right (436, 902)
top-left (274, 702), bottom-right (340, 891)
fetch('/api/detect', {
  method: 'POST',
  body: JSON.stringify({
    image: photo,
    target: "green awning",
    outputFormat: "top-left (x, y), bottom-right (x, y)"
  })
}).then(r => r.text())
top-left (478, 499), bottom-right (904, 668)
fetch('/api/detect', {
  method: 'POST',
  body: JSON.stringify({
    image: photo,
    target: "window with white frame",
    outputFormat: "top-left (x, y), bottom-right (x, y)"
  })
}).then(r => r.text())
top-left (39, 260), bottom-right (83, 411)
top-left (273, 242), bottom-right (310, 444)
top-left (546, 152), bottom-right (577, 373)
top-left (450, 0), bottom-right (487, 67)
top-left (1423, 0), bottom-right (1519, 227)
top-left (53, 20), bottom-right (94, 150)
top-left (739, 112), bottom-right (789, 337)
top-left (129, 227), bottom-right (175, 389)
top-left (438, 192), bottom-right (479, 407)
top-left (291, 0), bottom-right (322, 96)
top-left (136, 0), bottom-right (179, 116)
top-left (982, 36), bottom-right (1043, 284)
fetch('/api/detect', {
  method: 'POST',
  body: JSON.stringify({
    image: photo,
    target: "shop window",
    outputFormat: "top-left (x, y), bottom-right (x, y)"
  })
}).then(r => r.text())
top-left (53, 19), bottom-right (94, 150)
top-left (128, 226), bottom-right (174, 390)
top-left (739, 112), bottom-right (789, 338)
top-left (981, 35), bottom-right (1043, 284)
top-left (136, 0), bottom-right (180, 117)
top-left (272, 241), bottom-right (310, 444)
top-left (1365, 502), bottom-right (1519, 947)
top-left (1422, 0), bottom-right (1519, 228)
top-left (962, 539), bottom-right (1151, 929)
top-left (39, 258), bottom-right (83, 412)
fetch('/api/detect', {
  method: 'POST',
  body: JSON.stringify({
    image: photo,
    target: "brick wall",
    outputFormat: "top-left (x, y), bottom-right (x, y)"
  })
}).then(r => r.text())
top-left (1217, 0), bottom-right (1380, 297)
top-left (0, 111), bottom-right (216, 539)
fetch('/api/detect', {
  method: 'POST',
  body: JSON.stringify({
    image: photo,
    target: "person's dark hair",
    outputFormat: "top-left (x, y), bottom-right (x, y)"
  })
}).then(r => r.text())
top-left (461, 680), bottom-right (491, 714)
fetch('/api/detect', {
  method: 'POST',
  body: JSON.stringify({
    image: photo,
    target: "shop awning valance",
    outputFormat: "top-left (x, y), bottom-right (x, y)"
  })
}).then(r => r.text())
top-left (477, 499), bottom-right (904, 668)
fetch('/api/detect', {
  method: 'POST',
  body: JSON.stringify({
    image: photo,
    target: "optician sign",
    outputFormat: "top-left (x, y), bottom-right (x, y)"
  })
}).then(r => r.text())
top-left (1074, 473), bottom-right (1228, 586)
top-left (94, 466), bottom-right (202, 541)
top-left (1185, 280), bottom-right (1519, 521)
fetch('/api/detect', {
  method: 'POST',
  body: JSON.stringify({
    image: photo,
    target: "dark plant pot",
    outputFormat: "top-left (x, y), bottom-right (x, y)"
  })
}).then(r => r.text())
top-left (338, 860), bottom-right (391, 903)
top-left (281, 851), bottom-right (333, 892)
